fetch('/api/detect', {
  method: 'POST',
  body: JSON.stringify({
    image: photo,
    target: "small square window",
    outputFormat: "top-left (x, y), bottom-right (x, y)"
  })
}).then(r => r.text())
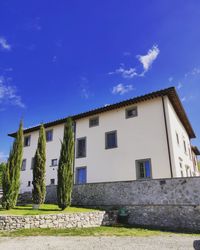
top-left (24, 135), bottom-right (31, 147)
top-left (51, 159), bottom-right (58, 166)
top-left (76, 137), bottom-right (86, 158)
top-left (46, 130), bottom-right (53, 142)
top-left (28, 181), bottom-right (31, 187)
top-left (21, 159), bottom-right (26, 171)
top-left (89, 117), bottom-right (99, 127)
top-left (126, 107), bottom-right (138, 119)
top-left (76, 167), bottom-right (87, 184)
top-left (136, 159), bottom-right (151, 179)
top-left (50, 179), bottom-right (55, 185)
top-left (105, 131), bottom-right (117, 149)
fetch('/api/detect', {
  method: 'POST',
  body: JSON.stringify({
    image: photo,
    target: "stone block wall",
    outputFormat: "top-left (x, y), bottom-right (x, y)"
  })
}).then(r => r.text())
top-left (72, 177), bottom-right (200, 232)
top-left (17, 177), bottom-right (200, 232)
top-left (0, 211), bottom-right (116, 231)
top-left (72, 177), bottom-right (200, 206)
top-left (127, 205), bottom-right (200, 232)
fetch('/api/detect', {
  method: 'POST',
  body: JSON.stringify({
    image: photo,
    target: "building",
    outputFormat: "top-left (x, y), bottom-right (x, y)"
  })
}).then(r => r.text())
top-left (8, 87), bottom-right (200, 194)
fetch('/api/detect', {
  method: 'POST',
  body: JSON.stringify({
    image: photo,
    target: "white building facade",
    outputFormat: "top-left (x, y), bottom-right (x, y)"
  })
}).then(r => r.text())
top-left (8, 87), bottom-right (199, 193)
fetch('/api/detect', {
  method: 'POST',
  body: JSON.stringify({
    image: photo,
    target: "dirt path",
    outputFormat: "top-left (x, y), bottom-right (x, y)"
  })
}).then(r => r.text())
top-left (0, 235), bottom-right (199, 250)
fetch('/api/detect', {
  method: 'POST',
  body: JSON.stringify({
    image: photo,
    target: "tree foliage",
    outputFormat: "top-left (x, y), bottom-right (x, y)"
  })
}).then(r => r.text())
top-left (57, 117), bottom-right (74, 210)
top-left (2, 121), bottom-right (23, 210)
top-left (32, 124), bottom-right (46, 205)
top-left (0, 162), bottom-right (6, 188)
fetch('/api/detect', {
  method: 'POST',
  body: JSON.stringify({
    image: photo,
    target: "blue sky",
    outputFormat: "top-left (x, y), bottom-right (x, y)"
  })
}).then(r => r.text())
top-left (0, 0), bottom-right (200, 161)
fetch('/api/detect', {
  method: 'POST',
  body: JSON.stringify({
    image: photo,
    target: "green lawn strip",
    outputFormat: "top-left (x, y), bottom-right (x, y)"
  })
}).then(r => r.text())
top-left (0, 226), bottom-right (172, 237)
top-left (0, 204), bottom-right (98, 216)
top-left (0, 226), bottom-right (199, 237)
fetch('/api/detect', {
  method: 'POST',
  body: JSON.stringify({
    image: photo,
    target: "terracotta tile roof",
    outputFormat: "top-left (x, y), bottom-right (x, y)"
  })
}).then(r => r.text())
top-left (8, 87), bottom-right (196, 138)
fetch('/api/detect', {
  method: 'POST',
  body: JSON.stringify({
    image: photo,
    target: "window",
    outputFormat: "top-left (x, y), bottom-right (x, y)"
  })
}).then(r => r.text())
top-left (51, 159), bottom-right (58, 166)
top-left (24, 135), bottom-right (31, 147)
top-left (46, 130), bottom-right (53, 142)
top-left (126, 106), bottom-right (138, 119)
top-left (136, 159), bottom-right (151, 179)
top-left (89, 116), bottom-right (99, 127)
top-left (21, 159), bottom-right (26, 171)
top-left (28, 181), bottom-right (31, 187)
top-left (176, 132), bottom-right (179, 145)
top-left (183, 140), bottom-right (187, 154)
top-left (50, 179), bottom-right (55, 185)
top-left (105, 131), bottom-right (117, 149)
top-left (76, 167), bottom-right (87, 184)
top-left (31, 157), bottom-right (35, 169)
top-left (76, 137), bottom-right (86, 158)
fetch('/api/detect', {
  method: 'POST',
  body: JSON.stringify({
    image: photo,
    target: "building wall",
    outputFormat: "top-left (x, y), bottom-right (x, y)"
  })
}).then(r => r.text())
top-left (192, 151), bottom-right (199, 174)
top-left (21, 123), bottom-right (64, 193)
top-left (164, 97), bottom-right (196, 177)
top-left (19, 96), bottom-right (197, 193)
top-left (75, 97), bottom-right (171, 183)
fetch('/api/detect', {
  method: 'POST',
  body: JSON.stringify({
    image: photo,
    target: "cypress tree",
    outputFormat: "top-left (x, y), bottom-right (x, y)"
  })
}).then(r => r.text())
top-left (32, 124), bottom-right (46, 206)
top-left (2, 121), bottom-right (23, 210)
top-left (57, 117), bottom-right (74, 210)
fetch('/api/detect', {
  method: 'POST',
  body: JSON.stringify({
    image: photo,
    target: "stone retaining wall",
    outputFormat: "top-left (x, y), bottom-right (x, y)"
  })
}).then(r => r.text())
top-left (0, 211), bottom-right (116, 231)
top-left (72, 177), bottom-right (200, 206)
top-left (17, 177), bottom-right (200, 232)
top-left (127, 205), bottom-right (200, 232)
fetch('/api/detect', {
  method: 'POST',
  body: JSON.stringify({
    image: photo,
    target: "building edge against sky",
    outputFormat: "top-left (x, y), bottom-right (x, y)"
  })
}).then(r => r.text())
top-left (8, 87), bottom-right (200, 193)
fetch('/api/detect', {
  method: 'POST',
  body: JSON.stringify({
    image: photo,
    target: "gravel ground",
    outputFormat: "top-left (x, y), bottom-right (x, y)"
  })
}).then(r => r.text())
top-left (0, 236), bottom-right (200, 250)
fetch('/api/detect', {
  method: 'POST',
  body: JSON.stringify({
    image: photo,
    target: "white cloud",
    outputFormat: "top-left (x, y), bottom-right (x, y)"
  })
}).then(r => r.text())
top-left (109, 45), bottom-right (159, 79)
top-left (177, 82), bottom-right (183, 90)
top-left (137, 45), bottom-right (160, 74)
top-left (80, 77), bottom-right (90, 99)
top-left (112, 83), bottom-right (133, 95)
top-left (181, 97), bottom-right (186, 102)
top-left (0, 37), bottom-right (11, 51)
top-left (168, 77), bottom-right (173, 82)
top-left (0, 152), bottom-right (8, 163)
top-left (185, 67), bottom-right (200, 78)
top-left (0, 76), bottom-right (25, 108)
top-left (81, 87), bottom-right (89, 99)
top-left (109, 66), bottom-right (137, 79)
top-left (191, 67), bottom-right (200, 75)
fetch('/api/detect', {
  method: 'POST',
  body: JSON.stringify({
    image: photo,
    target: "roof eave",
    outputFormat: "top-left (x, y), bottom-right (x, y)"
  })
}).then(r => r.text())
top-left (8, 87), bottom-right (196, 139)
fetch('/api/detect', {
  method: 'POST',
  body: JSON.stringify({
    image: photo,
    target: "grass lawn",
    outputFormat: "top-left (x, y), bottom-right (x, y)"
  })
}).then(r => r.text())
top-left (0, 225), bottom-right (198, 237)
top-left (0, 204), bottom-right (98, 215)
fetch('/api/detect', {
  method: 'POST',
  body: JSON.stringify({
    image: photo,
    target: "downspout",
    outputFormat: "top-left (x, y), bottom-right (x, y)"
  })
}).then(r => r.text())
top-left (162, 96), bottom-right (173, 178)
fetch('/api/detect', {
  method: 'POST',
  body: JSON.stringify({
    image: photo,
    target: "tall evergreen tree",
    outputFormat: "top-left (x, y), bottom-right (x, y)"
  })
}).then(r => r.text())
top-left (57, 117), bottom-right (74, 210)
top-left (32, 124), bottom-right (46, 206)
top-left (2, 121), bottom-right (23, 210)
top-left (0, 162), bottom-right (6, 188)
